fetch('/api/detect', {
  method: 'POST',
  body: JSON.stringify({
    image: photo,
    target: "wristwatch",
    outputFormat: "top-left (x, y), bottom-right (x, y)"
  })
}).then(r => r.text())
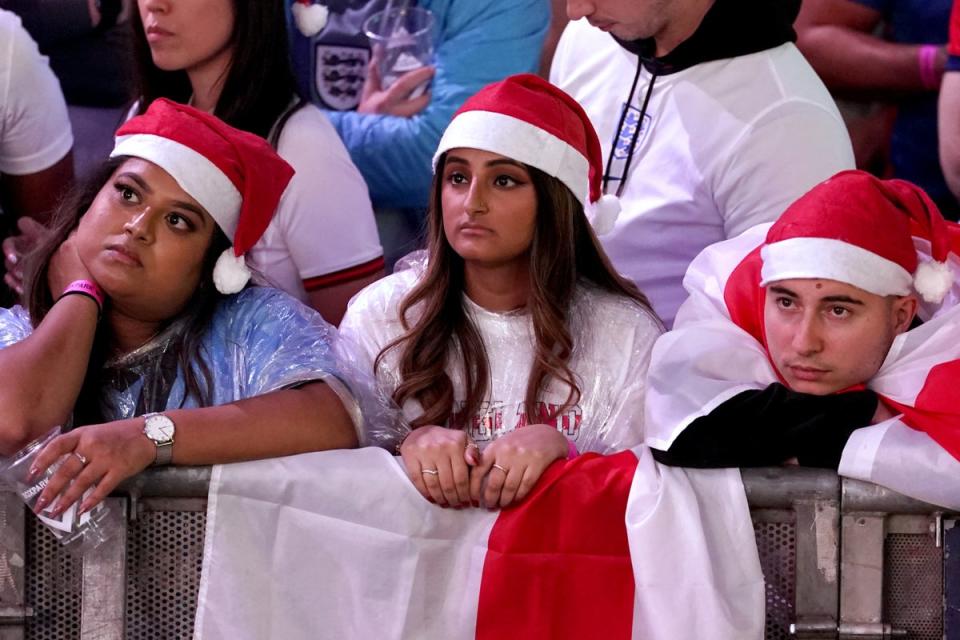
top-left (142, 412), bottom-right (175, 466)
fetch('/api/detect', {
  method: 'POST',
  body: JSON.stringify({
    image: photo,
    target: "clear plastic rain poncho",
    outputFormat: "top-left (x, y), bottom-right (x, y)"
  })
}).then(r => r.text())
top-left (0, 287), bottom-right (399, 437)
top-left (339, 253), bottom-right (664, 453)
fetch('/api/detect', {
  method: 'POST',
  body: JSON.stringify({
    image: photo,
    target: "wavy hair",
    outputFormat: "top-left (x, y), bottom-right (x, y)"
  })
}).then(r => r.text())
top-left (376, 154), bottom-right (656, 428)
top-left (21, 158), bottom-right (231, 425)
top-left (130, 0), bottom-right (299, 140)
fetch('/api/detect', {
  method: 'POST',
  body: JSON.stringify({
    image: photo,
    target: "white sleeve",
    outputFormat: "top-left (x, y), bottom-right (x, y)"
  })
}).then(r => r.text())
top-left (711, 99), bottom-right (854, 238)
top-left (0, 13), bottom-right (72, 175)
top-left (274, 107), bottom-right (383, 280)
top-left (839, 419), bottom-right (960, 510)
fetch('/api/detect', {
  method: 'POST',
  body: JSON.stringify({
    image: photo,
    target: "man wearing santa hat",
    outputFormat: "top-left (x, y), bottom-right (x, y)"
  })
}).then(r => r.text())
top-left (646, 170), bottom-right (960, 510)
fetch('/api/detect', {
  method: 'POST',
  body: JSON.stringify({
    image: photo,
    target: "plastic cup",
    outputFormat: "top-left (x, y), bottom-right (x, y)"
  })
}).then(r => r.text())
top-left (0, 427), bottom-right (111, 553)
top-left (364, 6), bottom-right (435, 94)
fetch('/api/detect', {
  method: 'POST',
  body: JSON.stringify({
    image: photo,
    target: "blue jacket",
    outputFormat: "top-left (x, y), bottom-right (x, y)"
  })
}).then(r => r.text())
top-left (288, 0), bottom-right (549, 210)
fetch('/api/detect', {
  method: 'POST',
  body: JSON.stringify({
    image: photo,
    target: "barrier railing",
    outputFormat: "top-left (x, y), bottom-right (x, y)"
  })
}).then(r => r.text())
top-left (0, 467), bottom-right (955, 639)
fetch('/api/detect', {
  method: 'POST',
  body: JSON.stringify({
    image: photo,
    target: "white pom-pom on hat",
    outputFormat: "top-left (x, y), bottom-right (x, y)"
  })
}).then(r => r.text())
top-left (292, 1), bottom-right (328, 37)
top-left (587, 193), bottom-right (621, 235)
top-left (914, 259), bottom-right (954, 304)
top-left (213, 250), bottom-right (253, 295)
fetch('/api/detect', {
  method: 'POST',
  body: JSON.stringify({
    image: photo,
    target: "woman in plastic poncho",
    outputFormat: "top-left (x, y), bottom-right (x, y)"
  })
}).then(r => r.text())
top-left (340, 74), bottom-right (664, 510)
top-left (0, 99), bottom-right (373, 518)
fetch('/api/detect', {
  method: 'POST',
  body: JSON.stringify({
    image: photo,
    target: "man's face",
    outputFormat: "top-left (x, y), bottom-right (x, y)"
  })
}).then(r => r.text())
top-left (566, 0), bottom-right (671, 42)
top-left (763, 279), bottom-right (918, 395)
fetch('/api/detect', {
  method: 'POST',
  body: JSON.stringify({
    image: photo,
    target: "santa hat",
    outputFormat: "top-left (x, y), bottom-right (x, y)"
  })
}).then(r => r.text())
top-left (433, 73), bottom-right (621, 234)
top-left (111, 99), bottom-right (294, 294)
top-left (760, 170), bottom-right (955, 304)
top-left (291, 0), bottom-right (328, 37)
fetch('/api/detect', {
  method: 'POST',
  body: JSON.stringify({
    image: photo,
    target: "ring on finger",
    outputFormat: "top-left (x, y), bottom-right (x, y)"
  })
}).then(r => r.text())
top-left (73, 452), bottom-right (89, 467)
top-left (421, 468), bottom-right (439, 476)
top-left (492, 463), bottom-right (507, 474)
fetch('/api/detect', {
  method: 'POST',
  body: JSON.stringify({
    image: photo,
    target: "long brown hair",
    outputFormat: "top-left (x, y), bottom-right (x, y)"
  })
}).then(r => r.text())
top-left (21, 158), bottom-right (231, 425)
top-left (376, 154), bottom-right (656, 428)
top-left (130, 0), bottom-right (299, 141)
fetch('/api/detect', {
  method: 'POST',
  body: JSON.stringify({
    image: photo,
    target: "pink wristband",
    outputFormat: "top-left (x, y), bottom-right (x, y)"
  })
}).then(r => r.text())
top-left (566, 438), bottom-right (578, 460)
top-left (918, 45), bottom-right (942, 90)
top-left (60, 280), bottom-right (105, 313)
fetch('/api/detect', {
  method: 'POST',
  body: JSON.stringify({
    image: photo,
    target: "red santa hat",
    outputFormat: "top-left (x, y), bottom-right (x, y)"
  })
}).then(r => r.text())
top-left (433, 73), bottom-right (621, 234)
top-left (111, 98), bottom-right (294, 294)
top-left (760, 170), bottom-right (955, 303)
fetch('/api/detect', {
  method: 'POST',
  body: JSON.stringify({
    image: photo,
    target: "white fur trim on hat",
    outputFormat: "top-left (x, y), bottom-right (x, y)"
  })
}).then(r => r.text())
top-left (760, 237), bottom-right (914, 297)
top-left (292, 2), bottom-right (328, 37)
top-left (213, 249), bottom-right (251, 294)
top-left (112, 134), bottom-right (242, 239)
top-left (434, 110), bottom-right (591, 207)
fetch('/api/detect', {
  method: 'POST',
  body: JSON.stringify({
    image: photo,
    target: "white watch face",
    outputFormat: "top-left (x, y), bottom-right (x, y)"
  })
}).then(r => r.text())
top-left (144, 414), bottom-right (175, 443)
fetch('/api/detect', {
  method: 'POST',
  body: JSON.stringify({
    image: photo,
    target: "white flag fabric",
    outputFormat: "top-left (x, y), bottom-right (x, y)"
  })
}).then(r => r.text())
top-left (645, 223), bottom-right (960, 509)
top-left (195, 447), bottom-right (764, 639)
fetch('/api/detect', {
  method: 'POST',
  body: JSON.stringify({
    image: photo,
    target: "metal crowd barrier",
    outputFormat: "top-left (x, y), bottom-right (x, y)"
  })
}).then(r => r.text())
top-left (0, 467), bottom-right (956, 640)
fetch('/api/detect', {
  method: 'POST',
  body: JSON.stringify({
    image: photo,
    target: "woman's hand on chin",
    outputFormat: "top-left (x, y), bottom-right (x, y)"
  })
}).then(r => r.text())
top-left (399, 425), bottom-right (477, 507)
top-left (47, 231), bottom-right (98, 298)
top-left (470, 424), bottom-right (568, 510)
top-left (27, 418), bottom-right (156, 518)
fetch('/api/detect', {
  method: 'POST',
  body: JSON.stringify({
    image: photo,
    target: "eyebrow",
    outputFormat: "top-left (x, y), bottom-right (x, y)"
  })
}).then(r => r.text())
top-left (117, 171), bottom-right (209, 226)
top-left (445, 155), bottom-right (528, 170)
top-left (768, 285), bottom-right (865, 305)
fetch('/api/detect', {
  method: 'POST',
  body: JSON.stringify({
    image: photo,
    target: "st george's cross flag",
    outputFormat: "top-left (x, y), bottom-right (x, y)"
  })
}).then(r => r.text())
top-left (644, 217), bottom-right (960, 510)
top-left (194, 446), bottom-right (765, 639)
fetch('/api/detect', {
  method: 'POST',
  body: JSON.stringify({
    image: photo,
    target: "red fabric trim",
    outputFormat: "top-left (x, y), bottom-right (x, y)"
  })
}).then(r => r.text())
top-left (476, 451), bottom-right (639, 640)
top-left (302, 256), bottom-right (384, 291)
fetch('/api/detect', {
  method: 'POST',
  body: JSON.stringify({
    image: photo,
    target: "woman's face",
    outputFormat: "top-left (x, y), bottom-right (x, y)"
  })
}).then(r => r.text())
top-left (138, 0), bottom-right (236, 77)
top-left (441, 148), bottom-right (538, 269)
top-left (75, 158), bottom-right (217, 321)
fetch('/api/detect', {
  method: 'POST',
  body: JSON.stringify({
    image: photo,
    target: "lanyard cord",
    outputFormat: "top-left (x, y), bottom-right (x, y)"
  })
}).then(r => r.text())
top-left (601, 61), bottom-right (658, 198)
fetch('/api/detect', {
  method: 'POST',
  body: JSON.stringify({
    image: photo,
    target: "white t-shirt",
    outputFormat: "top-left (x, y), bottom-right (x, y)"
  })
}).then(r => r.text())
top-left (550, 21), bottom-right (855, 327)
top-left (340, 267), bottom-right (663, 453)
top-left (0, 10), bottom-right (72, 176)
top-left (248, 104), bottom-right (383, 300)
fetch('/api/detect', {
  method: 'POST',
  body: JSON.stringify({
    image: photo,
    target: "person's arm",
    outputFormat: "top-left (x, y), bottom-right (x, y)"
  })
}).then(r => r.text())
top-left (0, 236), bottom-right (99, 454)
top-left (938, 1), bottom-right (960, 199)
top-left (304, 263), bottom-right (384, 326)
top-left (29, 380), bottom-right (358, 516)
top-left (537, 0), bottom-right (570, 78)
top-left (0, 152), bottom-right (73, 224)
top-left (326, 0), bottom-right (550, 208)
top-left (651, 384), bottom-right (879, 469)
top-left (0, 11), bottom-right (74, 222)
top-left (795, 0), bottom-right (946, 97)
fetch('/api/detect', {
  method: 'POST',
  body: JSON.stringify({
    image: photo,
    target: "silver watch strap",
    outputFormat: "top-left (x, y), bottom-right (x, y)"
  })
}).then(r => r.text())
top-left (153, 442), bottom-right (173, 466)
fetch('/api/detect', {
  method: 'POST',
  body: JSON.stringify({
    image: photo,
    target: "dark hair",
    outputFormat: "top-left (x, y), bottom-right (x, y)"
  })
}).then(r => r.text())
top-left (130, 0), bottom-right (299, 140)
top-left (377, 155), bottom-right (657, 428)
top-left (21, 158), bottom-right (231, 424)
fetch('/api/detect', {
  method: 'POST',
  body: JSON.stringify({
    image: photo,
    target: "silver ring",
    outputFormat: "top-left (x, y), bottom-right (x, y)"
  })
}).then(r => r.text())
top-left (492, 463), bottom-right (507, 474)
top-left (466, 443), bottom-right (479, 450)
top-left (421, 468), bottom-right (439, 476)
top-left (73, 452), bottom-right (88, 466)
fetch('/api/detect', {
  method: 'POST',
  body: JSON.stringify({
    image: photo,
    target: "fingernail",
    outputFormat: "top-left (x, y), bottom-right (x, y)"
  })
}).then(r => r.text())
top-left (78, 503), bottom-right (89, 515)
top-left (7, 253), bottom-right (17, 265)
top-left (35, 496), bottom-right (48, 510)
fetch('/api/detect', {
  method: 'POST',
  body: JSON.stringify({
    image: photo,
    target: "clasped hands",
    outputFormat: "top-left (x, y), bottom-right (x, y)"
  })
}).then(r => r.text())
top-left (399, 424), bottom-right (569, 510)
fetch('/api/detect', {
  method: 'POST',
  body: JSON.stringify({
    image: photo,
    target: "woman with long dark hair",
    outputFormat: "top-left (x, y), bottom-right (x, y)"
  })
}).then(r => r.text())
top-left (341, 75), bottom-right (663, 509)
top-left (130, 0), bottom-right (384, 323)
top-left (0, 100), bottom-right (369, 517)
